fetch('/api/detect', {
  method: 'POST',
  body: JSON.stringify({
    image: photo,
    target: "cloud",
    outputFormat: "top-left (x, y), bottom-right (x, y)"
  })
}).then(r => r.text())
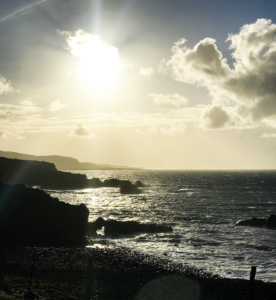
top-left (165, 19), bottom-right (276, 129)
top-left (0, 131), bottom-right (25, 140)
top-left (68, 124), bottom-right (96, 139)
top-left (0, 112), bottom-right (12, 120)
top-left (148, 93), bottom-right (188, 107)
top-left (260, 132), bottom-right (276, 138)
top-left (148, 121), bottom-right (186, 136)
top-left (139, 68), bottom-right (154, 79)
top-left (160, 121), bottom-right (186, 135)
top-left (0, 101), bottom-right (41, 117)
top-left (49, 100), bottom-right (67, 112)
top-left (0, 107), bottom-right (203, 139)
top-left (201, 105), bottom-right (230, 129)
top-left (167, 38), bottom-right (230, 86)
top-left (0, 76), bottom-right (13, 94)
top-left (19, 101), bottom-right (42, 114)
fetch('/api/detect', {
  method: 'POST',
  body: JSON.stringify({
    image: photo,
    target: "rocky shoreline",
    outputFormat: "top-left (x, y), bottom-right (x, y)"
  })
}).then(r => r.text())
top-left (0, 157), bottom-right (144, 190)
top-left (1, 245), bottom-right (276, 300)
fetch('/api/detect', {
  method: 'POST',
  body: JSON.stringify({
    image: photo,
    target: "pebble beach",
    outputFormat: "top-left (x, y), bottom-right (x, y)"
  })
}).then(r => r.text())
top-left (1, 245), bottom-right (276, 300)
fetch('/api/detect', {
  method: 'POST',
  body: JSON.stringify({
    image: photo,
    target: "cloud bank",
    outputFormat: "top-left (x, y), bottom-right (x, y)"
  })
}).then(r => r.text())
top-left (0, 131), bottom-right (25, 140)
top-left (0, 101), bottom-right (41, 118)
top-left (166, 19), bottom-right (276, 129)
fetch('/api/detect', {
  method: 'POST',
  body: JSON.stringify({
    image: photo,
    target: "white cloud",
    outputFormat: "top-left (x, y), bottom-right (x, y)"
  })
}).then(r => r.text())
top-left (167, 38), bottom-right (230, 86)
top-left (0, 131), bottom-right (25, 140)
top-left (148, 93), bottom-right (188, 107)
top-left (139, 68), bottom-right (154, 79)
top-left (68, 124), bottom-right (96, 139)
top-left (148, 121), bottom-right (186, 136)
top-left (0, 112), bottom-right (12, 120)
top-left (49, 100), bottom-right (67, 112)
top-left (0, 101), bottom-right (41, 117)
top-left (159, 121), bottom-right (186, 135)
top-left (0, 75), bottom-right (13, 94)
top-left (260, 132), bottom-right (276, 138)
top-left (166, 19), bottom-right (276, 129)
top-left (0, 107), bottom-right (203, 138)
top-left (19, 101), bottom-right (42, 113)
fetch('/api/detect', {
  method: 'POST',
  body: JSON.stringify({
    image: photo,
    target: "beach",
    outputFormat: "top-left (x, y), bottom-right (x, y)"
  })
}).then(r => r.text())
top-left (1, 245), bottom-right (275, 300)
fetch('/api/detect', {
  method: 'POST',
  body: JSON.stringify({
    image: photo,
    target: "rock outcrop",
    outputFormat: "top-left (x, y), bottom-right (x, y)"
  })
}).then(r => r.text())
top-left (266, 214), bottom-right (276, 227)
top-left (235, 214), bottom-right (276, 228)
top-left (0, 157), bottom-right (143, 190)
top-left (0, 182), bottom-right (89, 245)
top-left (102, 179), bottom-right (132, 188)
top-left (120, 185), bottom-right (141, 194)
top-left (134, 180), bottom-right (145, 187)
top-left (87, 217), bottom-right (173, 235)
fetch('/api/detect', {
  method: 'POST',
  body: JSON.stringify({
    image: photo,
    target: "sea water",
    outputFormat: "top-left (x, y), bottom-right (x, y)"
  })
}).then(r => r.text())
top-left (47, 170), bottom-right (276, 282)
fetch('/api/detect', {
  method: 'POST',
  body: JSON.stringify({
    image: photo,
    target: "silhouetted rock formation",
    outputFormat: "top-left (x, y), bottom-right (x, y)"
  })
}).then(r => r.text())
top-left (87, 217), bottom-right (173, 235)
top-left (102, 179), bottom-right (132, 187)
top-left (120, 185), bottom-right (141, 194)
top-left (266, 214), bottom-right (276, 227)
top-left (0, 157), bottom-right (144, 190)
top-left (0, 182), bottom-right (89, 245)
top-left (134, 180), bottom-right (145, 187)
top-left (235, 214), bottom-right (276, 228)
top-left (0, 150), bottom-right (143, 170)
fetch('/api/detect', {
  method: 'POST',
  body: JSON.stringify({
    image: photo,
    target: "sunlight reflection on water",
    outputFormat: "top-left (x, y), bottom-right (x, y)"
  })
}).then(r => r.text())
top-left (48, 170), bottom-right (276, 282)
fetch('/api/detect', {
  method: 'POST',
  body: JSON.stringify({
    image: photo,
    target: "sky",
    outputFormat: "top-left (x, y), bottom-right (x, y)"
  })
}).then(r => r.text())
top-left (0, 0), bottom-right (276, 169)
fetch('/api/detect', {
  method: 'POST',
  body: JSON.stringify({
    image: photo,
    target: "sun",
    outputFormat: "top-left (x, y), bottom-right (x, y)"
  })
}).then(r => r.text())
top-left (63, 30), bottom-right (123, 86)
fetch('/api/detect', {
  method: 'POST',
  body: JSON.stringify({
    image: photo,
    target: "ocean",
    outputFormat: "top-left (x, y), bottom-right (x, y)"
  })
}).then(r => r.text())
top-left (47, 170), bottom-right (276, 282)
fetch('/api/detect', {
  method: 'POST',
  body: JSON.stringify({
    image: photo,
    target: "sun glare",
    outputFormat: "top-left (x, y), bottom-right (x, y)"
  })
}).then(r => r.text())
top-left (64, 30), bottom-right (123, 86)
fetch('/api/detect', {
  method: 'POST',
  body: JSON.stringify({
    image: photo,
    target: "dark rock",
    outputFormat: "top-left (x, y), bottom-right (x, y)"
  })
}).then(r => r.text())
top-left (235, 215), bottom-right (276, 228)
top-left (235, 219), bottom-right (252, 226)
top-left (0, 157), bottom-right (144, 190)
top-left (88, 217), bottom-right (173, 235)
top-left (120, 185), bottom-right (141, 194)
top-left (266, 214), bottom-right (276, 227)
top-left (251, 218), bottom-right (267, 226)
top-left (135, 180), bottom-right (145, 187)
top-left (235, 218), bottom-right (266, 227)
top-left (0, 182), bottom-right (89, 245)
top-left (87, 177), bottom-right (102, 188)
top-left (102, 179), bottom-right (132, 188)
top-left (24, 291), bottom-right (39, 299)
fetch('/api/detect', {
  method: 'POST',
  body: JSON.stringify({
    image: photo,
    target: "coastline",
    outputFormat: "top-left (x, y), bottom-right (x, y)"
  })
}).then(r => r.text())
top-left (1, 245), bottom-right (275, 300)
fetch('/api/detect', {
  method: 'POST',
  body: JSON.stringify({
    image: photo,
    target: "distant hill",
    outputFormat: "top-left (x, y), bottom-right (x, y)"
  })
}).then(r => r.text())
top-left (0, 150), bottom-right (143, 171)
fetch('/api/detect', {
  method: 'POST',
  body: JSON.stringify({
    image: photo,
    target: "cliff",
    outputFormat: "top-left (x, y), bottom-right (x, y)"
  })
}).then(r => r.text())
top-left (0, 150), bottom-right (143, 170)
top-left (0, 157), bottom-right (143, 190)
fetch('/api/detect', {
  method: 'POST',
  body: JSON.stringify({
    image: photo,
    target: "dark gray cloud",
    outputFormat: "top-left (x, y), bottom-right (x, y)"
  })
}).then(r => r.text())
top-left (202, 106), bottom-right (229, 128)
